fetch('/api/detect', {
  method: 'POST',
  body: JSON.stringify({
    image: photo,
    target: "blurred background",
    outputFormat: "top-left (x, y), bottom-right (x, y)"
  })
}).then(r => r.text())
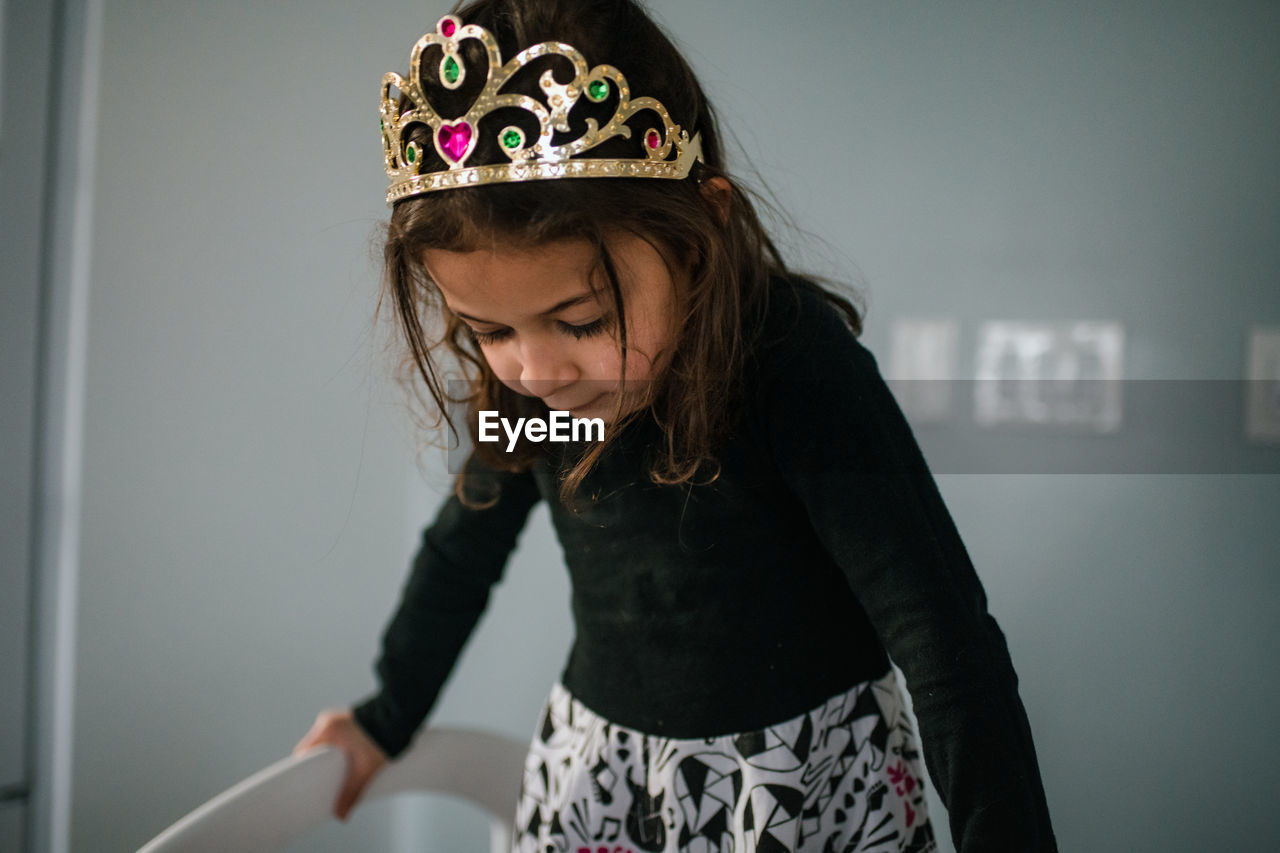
top-left (3, 0), bottom-right (1279, 851)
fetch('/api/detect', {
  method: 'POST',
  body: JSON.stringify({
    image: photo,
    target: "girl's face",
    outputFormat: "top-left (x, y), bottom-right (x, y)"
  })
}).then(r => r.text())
top-left (423, 232), bottom-right (683, 422)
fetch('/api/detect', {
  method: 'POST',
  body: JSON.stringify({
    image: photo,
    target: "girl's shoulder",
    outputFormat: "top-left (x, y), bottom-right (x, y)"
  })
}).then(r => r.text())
top-left (743, 277), bottom-right (904, 476)
top-left (749, 274), bottom-right (875, 382)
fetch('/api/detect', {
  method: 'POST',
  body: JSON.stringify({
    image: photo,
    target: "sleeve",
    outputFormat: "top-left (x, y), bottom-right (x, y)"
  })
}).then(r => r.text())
top-left (350, 451), bottom-right (543, 759)
top-left (751, 294), bottom-right (1058, 852)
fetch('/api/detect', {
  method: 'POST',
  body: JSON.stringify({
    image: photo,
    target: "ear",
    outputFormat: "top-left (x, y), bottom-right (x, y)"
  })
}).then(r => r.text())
top-left (699, 176), bottom-right (732, 225)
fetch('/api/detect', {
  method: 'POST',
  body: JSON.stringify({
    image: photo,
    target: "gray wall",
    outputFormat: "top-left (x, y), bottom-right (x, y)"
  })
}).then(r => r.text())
top-left (14, 1), bottom-right (1279, 852)
top-left (3, 0), bottom-right (57, 849)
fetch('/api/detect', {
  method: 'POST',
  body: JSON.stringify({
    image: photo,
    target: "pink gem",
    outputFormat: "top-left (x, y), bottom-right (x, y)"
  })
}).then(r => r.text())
top-left (440, 18), bottom-right (457, 37)
top-left (438, 121), bottom-right (473, 162)
top-left (645, 129), bottom-right (661, 149)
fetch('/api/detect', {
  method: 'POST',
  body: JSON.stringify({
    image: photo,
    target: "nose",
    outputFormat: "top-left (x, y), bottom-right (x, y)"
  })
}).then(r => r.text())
top-left (516, 337), bottom-right (578, 401)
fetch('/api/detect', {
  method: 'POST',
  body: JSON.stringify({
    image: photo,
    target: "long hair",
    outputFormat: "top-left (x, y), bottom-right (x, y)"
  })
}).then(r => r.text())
top-left (380, 0), bottom-right (865, 509)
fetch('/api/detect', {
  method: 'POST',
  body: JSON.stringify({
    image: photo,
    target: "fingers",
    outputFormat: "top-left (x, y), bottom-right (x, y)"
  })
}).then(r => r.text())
top-left (334, 745), bottom-right (385, 822)
top-left (292, 722), bottom-right (319, 755)
top-left (292, 728), bottom-right (317, 756)
top-left (292, 710), bottom-right (335, 756)
top-left (294, 708), bottom-right (387, 822)
top-left (334, 763), bottom-right (363, 822)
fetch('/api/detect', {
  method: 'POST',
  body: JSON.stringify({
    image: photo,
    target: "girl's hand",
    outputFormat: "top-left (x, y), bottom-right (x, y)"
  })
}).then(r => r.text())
top-left (293, 707), bottom-right (389, 821)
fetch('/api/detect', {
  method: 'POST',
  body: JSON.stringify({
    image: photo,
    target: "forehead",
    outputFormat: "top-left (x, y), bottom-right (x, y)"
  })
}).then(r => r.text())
top-left (422, 233), bottom-right (671, 319)
top-left (424, 239), bottom-right (602, 322)
top-left (424, 237), bottom-right (597, 292)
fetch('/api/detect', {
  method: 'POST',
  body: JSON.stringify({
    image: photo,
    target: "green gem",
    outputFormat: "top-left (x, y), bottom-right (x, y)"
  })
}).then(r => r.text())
top-left (406, 145), bottom-right (416, 164)
top-left (443, 56), bottom-right (459, 84)
top-left (587, 79), bottom-right (608, 101)
top-left (502, 130), bottom-right (521, 149)
top-left (380, 118), bottom-right (385, 132)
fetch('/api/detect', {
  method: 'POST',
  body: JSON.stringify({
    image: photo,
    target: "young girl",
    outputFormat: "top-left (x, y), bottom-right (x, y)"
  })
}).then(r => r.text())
top-left (294, 1), bottom-right (1058, 850)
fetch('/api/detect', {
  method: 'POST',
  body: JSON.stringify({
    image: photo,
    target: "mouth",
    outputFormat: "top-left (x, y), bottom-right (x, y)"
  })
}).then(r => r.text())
top-left (546, 392), bottom-right (605, 413)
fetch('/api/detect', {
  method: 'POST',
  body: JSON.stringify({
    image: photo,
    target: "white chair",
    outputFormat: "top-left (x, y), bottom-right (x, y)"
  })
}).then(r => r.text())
top-left (136, 727), bottom-right (529, 853)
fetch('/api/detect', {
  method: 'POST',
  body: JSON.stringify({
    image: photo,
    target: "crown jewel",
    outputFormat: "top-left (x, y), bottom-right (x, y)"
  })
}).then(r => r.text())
top-left (381, 15), bottom-right (704, 205)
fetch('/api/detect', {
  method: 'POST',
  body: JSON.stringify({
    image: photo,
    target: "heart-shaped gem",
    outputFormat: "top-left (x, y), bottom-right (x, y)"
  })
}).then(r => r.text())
top-left (438, 121), bottom-right (473, 163)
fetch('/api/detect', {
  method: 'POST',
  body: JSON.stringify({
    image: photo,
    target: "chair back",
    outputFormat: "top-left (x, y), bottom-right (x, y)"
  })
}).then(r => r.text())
top-left (136, 726), bottom-right (528, 853)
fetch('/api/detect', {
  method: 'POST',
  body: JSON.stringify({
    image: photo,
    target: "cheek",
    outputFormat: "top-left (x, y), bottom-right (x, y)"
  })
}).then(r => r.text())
top-left (567, 341), bottom-right (610, 381)
top-left (618, 325), bottom-right (667, 375)
top-left (477, 345), bottom-right (520, 383)
top-left (622, 297), bottom-right (675, 364)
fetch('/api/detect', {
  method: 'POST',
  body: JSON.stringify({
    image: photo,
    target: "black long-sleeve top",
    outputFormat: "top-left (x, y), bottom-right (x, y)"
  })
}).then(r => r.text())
top-left (352, 277), bottom-right (1058, 851)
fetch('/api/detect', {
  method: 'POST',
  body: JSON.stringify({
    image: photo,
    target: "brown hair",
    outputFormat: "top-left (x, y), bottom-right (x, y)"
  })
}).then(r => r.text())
top-left (380, 0), bottom-right (865, 509)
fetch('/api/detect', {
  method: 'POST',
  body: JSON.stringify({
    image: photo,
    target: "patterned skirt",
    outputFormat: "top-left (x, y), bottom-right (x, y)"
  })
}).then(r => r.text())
top-left (511, 668), bottom-right (937, 853)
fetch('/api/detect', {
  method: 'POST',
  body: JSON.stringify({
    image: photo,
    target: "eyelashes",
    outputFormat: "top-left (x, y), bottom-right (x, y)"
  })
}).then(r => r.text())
top-left (468, 327), bottom-right (509, 345)
top-left (469, 317), bottom-right (612, 345)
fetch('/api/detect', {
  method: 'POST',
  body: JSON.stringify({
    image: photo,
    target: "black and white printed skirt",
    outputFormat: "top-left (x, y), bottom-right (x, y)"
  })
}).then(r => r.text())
top-left (511, 668), bottom-right (938, 853)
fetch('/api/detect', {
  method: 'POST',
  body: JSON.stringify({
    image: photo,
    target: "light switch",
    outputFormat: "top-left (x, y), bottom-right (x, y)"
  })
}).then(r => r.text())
top-left (974, 320), bottom-right (1124, 431)
top-left (1246, 326), bottom-right (1280, 444)
top-left (887, 318), bottom-right (959, 422)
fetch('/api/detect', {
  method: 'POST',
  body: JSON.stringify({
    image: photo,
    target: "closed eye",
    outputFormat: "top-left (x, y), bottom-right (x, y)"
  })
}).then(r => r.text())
top-left (468, 327), bottom-right (511, 345)
top-left (559, 317), bottom-right (612, 339)
top-left (468, 316), bottom-right (613, 345)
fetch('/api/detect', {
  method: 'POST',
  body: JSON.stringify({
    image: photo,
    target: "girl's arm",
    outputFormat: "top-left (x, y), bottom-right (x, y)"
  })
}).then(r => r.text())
top-left (751, 284), bottom-right (1057, 852)
top-left (351, 452), bottom-right (542, 759)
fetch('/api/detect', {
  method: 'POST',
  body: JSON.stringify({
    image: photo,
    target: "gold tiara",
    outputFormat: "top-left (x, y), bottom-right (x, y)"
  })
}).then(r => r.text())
top-left (380, 14), bottom-right (704, 205)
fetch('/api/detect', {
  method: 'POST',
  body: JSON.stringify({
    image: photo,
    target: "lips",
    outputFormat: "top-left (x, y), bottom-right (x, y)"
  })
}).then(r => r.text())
top-left (548, 393), bottom-right (603, 412)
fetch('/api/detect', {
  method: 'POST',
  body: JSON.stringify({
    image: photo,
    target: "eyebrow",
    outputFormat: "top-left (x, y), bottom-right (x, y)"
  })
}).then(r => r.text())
top-left (453, 291), bottom-right (597, 325)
